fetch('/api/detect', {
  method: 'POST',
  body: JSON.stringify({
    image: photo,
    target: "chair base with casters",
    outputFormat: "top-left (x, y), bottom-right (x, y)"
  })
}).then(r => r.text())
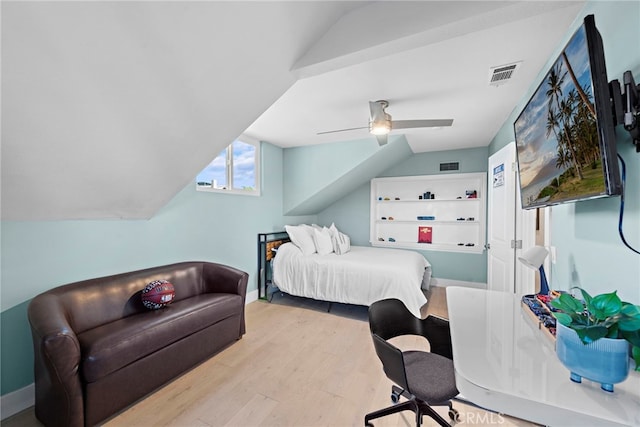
top-left (365, 384), bottom-right (459, 427)
top-left (365, 383), bottom-right (459, 427)
top-left (364, 298), bottom-right (461, 427)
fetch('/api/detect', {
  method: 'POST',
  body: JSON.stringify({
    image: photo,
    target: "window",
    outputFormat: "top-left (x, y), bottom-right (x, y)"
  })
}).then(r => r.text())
top-left (196, 137), bottom-right (260, 195)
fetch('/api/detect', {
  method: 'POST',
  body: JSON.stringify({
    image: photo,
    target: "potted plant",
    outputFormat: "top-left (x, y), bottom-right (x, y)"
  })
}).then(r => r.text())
top-left (550, 288), bottom-right (640, 392)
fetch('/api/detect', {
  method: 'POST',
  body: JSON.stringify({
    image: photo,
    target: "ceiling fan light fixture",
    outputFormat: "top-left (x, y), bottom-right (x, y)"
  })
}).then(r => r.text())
top-left (369, 119), bottom-right (391, 135)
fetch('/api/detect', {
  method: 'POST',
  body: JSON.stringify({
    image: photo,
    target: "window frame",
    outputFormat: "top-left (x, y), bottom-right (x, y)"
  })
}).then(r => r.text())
top-left (195, 135), bottom-right (261, 196)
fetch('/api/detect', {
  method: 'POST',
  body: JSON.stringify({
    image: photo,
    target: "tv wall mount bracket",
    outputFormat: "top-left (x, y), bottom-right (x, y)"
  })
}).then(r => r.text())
top-left (610, 71), bottom-right (640, 152)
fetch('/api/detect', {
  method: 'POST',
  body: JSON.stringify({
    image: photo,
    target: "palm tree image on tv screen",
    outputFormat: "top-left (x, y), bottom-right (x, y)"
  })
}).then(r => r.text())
top-left (515, 24), bottom-right (606, 208)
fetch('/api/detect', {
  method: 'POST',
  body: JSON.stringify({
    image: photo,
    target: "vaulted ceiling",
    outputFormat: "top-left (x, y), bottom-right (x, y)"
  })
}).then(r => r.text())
top-left (1, 1), bottom-right (584, 221)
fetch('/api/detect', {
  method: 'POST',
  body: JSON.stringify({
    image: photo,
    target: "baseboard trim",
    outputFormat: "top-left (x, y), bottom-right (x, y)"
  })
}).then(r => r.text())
top-left (245, 289), bottom-right (258, 304)
top-left (1, 383), bottom-right (34, 420)
top-left (430, 278), bottom-right (487, 289)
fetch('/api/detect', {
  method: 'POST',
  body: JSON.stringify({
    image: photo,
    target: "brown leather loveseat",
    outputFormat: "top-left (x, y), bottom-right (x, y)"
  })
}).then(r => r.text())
top-left (28, 261), bottom-right (248, 427)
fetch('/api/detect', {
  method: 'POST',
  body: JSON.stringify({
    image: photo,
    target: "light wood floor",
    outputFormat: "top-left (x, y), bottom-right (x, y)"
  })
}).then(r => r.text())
top-left (4, 287), bottom-right (538, 427)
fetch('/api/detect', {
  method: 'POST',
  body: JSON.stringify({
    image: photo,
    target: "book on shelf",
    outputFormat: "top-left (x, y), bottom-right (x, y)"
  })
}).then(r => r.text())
top-left (418, 226), bottom-right (432, 243)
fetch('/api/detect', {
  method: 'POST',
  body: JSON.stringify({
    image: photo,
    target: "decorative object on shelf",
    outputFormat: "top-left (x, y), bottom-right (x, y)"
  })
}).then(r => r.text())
top-left (418, 226), bottom-right (432, 243)
top-left (518, 245), bottom-right (550, 295)
top-left (550, 288), bottom-right (640, 392)
top-left (417, 216), bottom-right (435, 220)
top-left (466, 190), bottom-right (477, 198)
top-left (388, 237), bottom-right (396, 242)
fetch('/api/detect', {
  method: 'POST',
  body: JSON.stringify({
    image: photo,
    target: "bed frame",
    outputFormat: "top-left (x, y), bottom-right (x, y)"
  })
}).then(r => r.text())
top-left (257, 231), bottom-right (290, 300)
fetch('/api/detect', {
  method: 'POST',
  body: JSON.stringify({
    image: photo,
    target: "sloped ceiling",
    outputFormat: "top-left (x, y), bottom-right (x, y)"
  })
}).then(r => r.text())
top-left (0, 1), bottom-right (365, 220)
top-left (246, 1), bottom-right (585, 153)
top-left (1, 1), bottom-right (585, 221)
top-left (283, 135), bottom-right (412, 216)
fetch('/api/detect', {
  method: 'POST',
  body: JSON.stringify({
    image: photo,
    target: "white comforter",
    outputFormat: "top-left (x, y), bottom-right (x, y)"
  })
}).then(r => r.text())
top-left (272, 243), bottom-right (430, 318)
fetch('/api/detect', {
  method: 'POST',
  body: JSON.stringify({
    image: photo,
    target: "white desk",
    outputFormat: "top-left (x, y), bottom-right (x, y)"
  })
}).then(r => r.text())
top-left (447, 287), bottom-right (640, 426)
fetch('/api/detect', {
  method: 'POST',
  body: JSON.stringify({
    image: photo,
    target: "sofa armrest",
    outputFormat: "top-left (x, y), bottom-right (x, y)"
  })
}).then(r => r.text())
top-left (28, 294), bottom-right (84, 427)
top-left (201, 262), bottom-right (249, 298)
top-left (201, 263), bottom-right (249, 335)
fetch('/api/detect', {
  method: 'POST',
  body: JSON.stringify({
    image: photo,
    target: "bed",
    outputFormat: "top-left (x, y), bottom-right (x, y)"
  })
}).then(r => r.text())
top-left (271, 240), bottom-right (431, 318)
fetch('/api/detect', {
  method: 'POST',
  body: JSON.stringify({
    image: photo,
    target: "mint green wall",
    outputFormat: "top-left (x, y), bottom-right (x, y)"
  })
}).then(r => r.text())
top-left (489, 1), bottom-right (640, 304)
top-left (283, 135), bottom-right (412, 215)
top-left (0, 142), bottom-right (316, 395)
top-left (318, 147), bottom-right (489, 283)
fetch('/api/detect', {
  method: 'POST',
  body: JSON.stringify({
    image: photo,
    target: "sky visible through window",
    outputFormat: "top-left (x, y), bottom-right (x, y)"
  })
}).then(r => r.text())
top-left (196, 140), bottom-right (256, 190)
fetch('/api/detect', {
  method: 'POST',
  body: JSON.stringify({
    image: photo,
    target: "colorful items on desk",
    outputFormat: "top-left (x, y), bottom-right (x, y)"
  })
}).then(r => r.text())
top-left (522, 293), bottom-right (559, 339)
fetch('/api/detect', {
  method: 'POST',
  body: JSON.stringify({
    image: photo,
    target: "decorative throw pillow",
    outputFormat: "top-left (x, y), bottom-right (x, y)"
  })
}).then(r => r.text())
top-left (334, 231), bottom-right (351, 255)
top-left (328, 223), bottom-right (351, 255)
top-left (141, 280), bottom-right (175, 310)
top-left (313, 227), bottom-right (334, 255)
top-left (285, 224), bottom-right (316, 255)
top-left (328, 222), bottom-right (340, 252)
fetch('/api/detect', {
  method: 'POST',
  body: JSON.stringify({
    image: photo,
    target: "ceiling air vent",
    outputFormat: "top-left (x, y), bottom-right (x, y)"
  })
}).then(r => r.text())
top-left (440, 162), bottom-right (459, 172)
top-left (489, 62), bottom-right (521, 86)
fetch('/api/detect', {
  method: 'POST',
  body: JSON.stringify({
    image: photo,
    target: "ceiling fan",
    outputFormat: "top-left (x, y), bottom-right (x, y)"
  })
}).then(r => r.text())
top-left (318, 100), bottom-right (454, 146)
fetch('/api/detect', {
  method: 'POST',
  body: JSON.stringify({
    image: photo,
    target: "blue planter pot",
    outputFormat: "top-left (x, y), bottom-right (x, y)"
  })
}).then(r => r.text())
top-left (556, 322), bottom-right (630, 392)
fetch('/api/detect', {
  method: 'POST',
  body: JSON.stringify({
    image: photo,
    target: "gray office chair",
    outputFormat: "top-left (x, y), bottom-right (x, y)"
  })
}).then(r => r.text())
top-left (365, 298), bottom-right (460, 427)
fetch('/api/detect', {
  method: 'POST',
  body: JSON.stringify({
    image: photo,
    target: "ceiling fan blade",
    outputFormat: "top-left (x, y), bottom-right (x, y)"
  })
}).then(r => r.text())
top-left (375, 134), bottom-right (388, 146)
top-left (391, 119), bottom-right (454, 129)
top-left (317, 126), bottom-right (369, 135)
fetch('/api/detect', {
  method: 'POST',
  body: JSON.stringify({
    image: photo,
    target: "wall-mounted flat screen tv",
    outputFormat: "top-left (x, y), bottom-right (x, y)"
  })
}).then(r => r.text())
top-left (514, 15), bottom-right (622, 210)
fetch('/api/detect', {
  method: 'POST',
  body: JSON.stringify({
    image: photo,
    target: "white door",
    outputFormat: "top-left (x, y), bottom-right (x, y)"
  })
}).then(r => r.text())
top-left (487, 143), bottom-right (517, 293)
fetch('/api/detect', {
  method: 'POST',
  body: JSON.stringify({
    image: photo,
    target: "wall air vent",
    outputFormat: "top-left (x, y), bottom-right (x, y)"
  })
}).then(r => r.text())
top-left (439, 162), bottom-right (459, 171)
top-left (489, 62), bottom-right (521, 86)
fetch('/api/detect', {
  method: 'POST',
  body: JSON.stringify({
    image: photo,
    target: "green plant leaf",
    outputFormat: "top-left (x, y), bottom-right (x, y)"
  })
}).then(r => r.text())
top-left (552, 312), bottom-right (573, 326)
top-left (550, 293), bottom-right (584, 313)
top-left (618, 316), bottom-right (640, 332)
top-left (576, 287), bottom-right (593, 307)
top-left (574, 325), bottom-right (608, 344)
top-left (621, 329), bottom-right (640, 347)
top-left (632, 346), bottom-right (640, 372)
top-left (618, 304), bottom-right (640, 331)
top-left (588, 291), bottom-right (622, 321)
top-left (605, 323), bottom-right (619, 338)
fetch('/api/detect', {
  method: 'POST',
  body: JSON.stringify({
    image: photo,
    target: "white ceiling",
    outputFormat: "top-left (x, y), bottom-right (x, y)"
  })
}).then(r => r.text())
top-left (246, 1), bottom-right (586, 153)
top-left (1, 1), bottom-right (585, 220)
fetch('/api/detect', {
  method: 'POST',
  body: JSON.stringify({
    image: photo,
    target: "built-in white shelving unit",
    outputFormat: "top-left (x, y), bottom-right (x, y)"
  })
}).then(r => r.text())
top-left (370, 173), bottom-right (487, 254)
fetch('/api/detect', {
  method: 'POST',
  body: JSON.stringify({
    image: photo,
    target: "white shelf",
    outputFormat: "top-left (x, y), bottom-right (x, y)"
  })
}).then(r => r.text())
top-left (375, 220), bottom-right (478, 225)
top-left (376, 198), bottom-right (480, 203)
top-left (370, 172), bottom-right (487, 254)
top-left (371, 240), bottom-right (483, 254)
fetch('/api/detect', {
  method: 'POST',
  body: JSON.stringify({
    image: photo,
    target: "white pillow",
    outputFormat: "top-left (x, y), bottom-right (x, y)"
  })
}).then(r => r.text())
top-left (327, 223), bottom-right (351, 255)
top-left (328, 223), bottom-right (339, 251)
top-left (334, 231), bottom-right (351, 255)
top-left (285, 225), bottom-right (316, 256)
top-left (313, 227), bottom-right (334, 255)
